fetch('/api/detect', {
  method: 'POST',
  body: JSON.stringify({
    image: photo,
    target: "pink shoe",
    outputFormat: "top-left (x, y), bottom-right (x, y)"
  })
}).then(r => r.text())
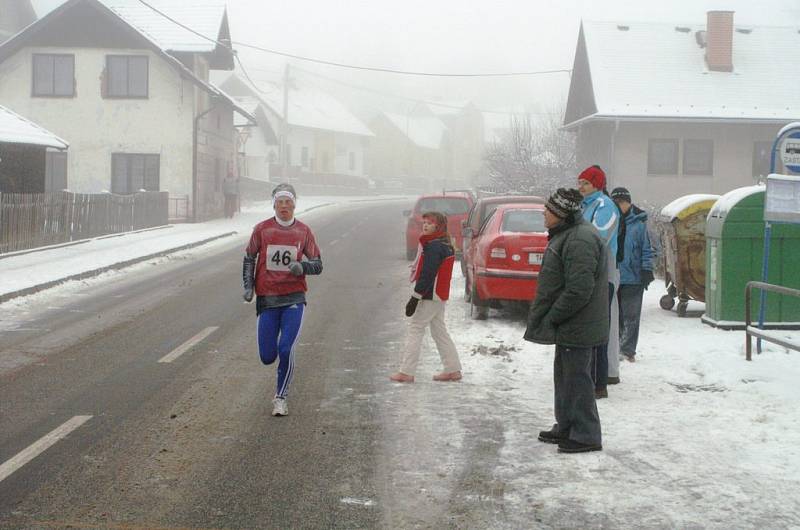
top-left (433, 371), bottom-right (462, 382)
top-left (389, 372), bottom-right (415, 383)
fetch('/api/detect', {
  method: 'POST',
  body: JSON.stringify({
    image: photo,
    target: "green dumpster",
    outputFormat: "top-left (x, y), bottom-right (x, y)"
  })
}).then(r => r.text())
top-left (702, 185), bottom-right (800, 329)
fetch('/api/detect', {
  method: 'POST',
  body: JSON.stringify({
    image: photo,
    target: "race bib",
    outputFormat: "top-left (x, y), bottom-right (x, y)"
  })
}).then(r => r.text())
top-left (266, 244), bottom-right (298, 272)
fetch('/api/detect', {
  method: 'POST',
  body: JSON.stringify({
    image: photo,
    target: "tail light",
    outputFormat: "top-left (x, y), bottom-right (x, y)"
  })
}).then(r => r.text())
top-left (490, 247), bottom-right (507, 259)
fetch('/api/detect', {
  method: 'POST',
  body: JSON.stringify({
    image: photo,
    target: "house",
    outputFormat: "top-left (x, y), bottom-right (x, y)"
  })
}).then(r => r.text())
top-left (217, 71), bottom-right (374, 190)
top-left (0, 0), bottom-right (255, 221)
top-left (563, 11), bottom-right (800, 206)
top-left (429, 101), bottom-right (485, 187)
top-left (0, 104), bottom-right (68, 192)
top-left (368, 106), bottom-right (451, 192)
top-left (0, 0), bottom-right (36, 44)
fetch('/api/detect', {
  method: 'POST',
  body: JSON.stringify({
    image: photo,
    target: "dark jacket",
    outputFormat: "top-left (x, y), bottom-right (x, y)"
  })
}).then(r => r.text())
top-left (412, 236), bottom-right (455, 300)
top-left (619, 205), bottom-right (655, 285)
top-left (524, 216), bottom-right (609, 347)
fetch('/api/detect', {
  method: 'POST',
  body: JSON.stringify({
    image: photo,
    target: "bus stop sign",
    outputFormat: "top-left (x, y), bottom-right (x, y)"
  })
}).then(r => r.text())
top-left (780, 131), bottom-right (800, 174)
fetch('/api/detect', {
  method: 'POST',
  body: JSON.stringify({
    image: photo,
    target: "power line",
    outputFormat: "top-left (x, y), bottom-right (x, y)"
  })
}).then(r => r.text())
top-left (287, 65), bottom-right (560, 117)
top-left (135, 0), bottom-right (570, 79)
top-left (233, 41), bottom-right (571, 78)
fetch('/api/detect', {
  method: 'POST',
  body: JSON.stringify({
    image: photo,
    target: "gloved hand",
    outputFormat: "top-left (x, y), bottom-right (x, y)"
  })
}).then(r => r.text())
top-left (243, 288), bottom-right (254, 303)
top-left (405, 297), bottom-right (419, 317)
top-left (641, 269), bottom-right (654, 290)
top-left (288, 261), bottom-right (304, 276)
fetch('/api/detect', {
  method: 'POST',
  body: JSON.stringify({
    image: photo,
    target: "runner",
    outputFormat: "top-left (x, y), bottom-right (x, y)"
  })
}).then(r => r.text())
top-left (242, 183), bottom-right (322, 416)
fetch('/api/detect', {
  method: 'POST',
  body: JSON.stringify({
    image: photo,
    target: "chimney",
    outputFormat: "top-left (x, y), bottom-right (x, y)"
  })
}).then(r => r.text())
top-left (706, 10), bottom-right (734, 72)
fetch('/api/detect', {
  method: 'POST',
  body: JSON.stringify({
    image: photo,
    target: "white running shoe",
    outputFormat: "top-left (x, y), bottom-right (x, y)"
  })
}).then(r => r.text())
top-left (272, 397), bottom-right (288, 417)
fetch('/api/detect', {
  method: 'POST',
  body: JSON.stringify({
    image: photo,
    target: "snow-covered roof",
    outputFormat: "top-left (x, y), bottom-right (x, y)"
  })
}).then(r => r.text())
top-left (221, 73), bottom-right (373, 137)
top-left (708, 185), bottom-right (765, 219)
top-left (383, 112), bottom-right (447, 149)
top-left (0, 104), bottom-right (68, 149)
top-left (660, 193), bottom-right (720, 220)
top-left (571, 20), bottom-right (800, 125)
top-left (31, 0), bottom-right (227, 54)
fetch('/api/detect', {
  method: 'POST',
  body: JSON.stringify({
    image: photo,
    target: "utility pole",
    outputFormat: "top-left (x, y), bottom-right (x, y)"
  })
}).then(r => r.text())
top-left (281, 63), bottom-right (290, 181)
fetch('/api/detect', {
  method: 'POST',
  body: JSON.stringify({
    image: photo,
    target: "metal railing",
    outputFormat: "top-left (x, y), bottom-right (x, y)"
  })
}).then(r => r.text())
top-left (745, 281), bottom-right (800, 360)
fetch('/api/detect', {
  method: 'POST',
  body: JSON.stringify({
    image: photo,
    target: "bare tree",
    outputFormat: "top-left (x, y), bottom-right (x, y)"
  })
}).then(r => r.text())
top-left (483, 109), bottom-right (575, 195)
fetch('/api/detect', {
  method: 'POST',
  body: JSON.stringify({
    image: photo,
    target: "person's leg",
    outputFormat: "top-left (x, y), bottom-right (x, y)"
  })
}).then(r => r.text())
top-left (274, 304), bottom-right (305, 399)
top-left (429, 301), bottom-right (461, 375)
top-left (619, 284), bottom-right (644, 358)
top-left (257, 307), bottom-right (281, 366)
top-left (553, 345), bottom-right (569, 434)
top-left (398, 300), bottom-right (437, 376)
top-left (560, 346), bottom-right (602, 446)
top-left (607, 275), bottom-right (621, 381)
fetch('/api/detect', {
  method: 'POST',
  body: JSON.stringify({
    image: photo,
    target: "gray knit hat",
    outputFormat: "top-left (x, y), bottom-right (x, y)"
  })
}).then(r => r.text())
top-left (545, 187), bottom-right (583, 219)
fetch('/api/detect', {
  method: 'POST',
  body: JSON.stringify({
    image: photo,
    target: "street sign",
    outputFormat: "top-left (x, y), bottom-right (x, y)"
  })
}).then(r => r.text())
top-left (780, 133), bottom-right (800, 174)
top-left (765, 173), bottom-right (800, 223)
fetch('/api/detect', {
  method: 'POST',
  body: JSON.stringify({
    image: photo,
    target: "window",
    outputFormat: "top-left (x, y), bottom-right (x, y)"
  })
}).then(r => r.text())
top-left (502, 209), bottom-right (546, 233)
top-left (416, 197), bottom-right (470, 215)
top-left (647, 139), bottom-right (679, 175)
top-left (349, 152), bottom-right (356, 171)
top-left (111, 153), bottom-right (160, 193)
top-left (301, 146), bottom-right (309, 168)
top-left (683, 140), bottom-right (714, 175)
top-left (753, 141), bottom-right (772, 179)
top-left (106, 55), bottom-right (148, 98)
top-left (45, 150), bottom-right (68, 191)
top-left (32, 54), bottom-right (74, 97)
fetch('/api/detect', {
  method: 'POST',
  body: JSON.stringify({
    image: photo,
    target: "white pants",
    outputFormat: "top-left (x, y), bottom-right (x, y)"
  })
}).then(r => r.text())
top-left (399, 300), bottom-right (461, 376)
top-left (608, 268), bottom-right (620, 378)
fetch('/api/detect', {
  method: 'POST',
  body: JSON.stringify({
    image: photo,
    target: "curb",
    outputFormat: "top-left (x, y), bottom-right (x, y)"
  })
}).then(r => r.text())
top-left (0, 231), bottom-right (237, 304)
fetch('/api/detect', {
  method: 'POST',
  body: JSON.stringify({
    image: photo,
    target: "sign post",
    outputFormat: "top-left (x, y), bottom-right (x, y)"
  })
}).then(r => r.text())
top-left (757, 122), bottom-right (800, 353)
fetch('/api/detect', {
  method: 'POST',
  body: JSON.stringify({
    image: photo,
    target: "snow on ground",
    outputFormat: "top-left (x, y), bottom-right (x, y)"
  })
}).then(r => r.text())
top-left (418, 272), bottom-right (800, 527)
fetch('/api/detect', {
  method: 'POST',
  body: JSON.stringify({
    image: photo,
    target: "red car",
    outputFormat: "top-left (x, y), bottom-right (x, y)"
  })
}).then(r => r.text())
top-left (461, 195), bottom-right (544, 277)
top-left (465, 203), bottom-right (548, 315)
top-left (404, 191), bottom-right (474, 260)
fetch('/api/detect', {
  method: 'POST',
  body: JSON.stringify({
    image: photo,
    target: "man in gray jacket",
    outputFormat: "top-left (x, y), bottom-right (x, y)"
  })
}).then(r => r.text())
top-left (524, 188), bottom-right (608, 453)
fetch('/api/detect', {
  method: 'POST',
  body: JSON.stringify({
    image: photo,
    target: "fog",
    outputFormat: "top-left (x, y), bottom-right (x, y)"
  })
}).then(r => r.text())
top-left (223, 0), bottom-right (800, 116)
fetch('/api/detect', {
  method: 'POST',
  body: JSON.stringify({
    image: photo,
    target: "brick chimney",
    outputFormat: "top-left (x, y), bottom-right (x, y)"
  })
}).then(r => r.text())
top-left (706, 10), bottom-right (734, 72)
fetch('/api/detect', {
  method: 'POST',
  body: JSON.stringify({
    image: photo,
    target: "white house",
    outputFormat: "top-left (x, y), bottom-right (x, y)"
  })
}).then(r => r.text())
top-left (217, 71), bottom-right (374, 188)
top-left (563, 11), bottom-right (800, 206)
top-left (0, 0), bottom-right (255, 220)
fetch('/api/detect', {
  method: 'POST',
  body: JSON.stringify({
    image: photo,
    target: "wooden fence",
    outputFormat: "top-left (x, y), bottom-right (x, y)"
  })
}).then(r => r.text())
top-left (0, 191), bottom-right (169, 253)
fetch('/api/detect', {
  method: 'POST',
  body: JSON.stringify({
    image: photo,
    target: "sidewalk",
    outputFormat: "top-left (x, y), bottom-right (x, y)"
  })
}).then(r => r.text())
top-left (0, 196), bottom-right (390, 303)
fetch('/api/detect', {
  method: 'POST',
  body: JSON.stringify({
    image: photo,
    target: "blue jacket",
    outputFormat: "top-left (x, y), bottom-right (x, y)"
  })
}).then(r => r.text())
top-left (619, 205), bottom-right (655, 285)
top-left (582, 191), bottom-right (619, 271)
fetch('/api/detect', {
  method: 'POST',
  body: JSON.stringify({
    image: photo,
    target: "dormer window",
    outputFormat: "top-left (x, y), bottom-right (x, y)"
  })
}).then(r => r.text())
top-left (106, 55), bottom-right (148, 98)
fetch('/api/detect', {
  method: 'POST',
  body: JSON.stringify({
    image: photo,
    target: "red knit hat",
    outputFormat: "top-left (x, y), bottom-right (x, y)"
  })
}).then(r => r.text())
top-left (578, 165), bottom-right (606, 191)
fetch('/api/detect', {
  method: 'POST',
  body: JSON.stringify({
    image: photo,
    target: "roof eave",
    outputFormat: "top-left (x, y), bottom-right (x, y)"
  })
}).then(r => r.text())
top-left (562, 113), bottom-right (800, 130)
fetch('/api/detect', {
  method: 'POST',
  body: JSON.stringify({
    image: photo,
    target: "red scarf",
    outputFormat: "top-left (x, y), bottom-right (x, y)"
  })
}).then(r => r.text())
top-left (419, 231), bottom-right (447, 245)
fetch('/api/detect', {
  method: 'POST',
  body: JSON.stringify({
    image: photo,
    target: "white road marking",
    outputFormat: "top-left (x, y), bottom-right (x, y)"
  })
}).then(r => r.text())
top-left (340, 497), bottom-right (376, 506)
top-left (329, 239), bottom-right (340, 247)
top-left (0, 415), bottom-right (92, 483)
top-left (158, 326), bottom-right (219, 363)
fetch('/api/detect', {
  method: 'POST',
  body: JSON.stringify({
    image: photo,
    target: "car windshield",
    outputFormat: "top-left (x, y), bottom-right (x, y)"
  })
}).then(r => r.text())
top-left (501, 209), bottom-right (546, 233)
top-left (417, 197), bottom-right (470, 215)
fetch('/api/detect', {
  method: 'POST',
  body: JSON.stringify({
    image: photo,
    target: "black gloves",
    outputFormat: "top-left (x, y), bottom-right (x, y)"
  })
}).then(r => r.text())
top-left (641, 269), bottom-right (654, 290)
top-left (242, 255), bottom-right (255, 303)
top-left (405, 297), bottom-right (419, 317)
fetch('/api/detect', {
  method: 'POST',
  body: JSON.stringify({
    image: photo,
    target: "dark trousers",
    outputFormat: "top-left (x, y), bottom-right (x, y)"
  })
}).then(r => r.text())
top-left (554, 345), bottom-right (602, 445)
top-left (618, 284), bottom-right (644, 357)
top-left (591, 281), bottom-right (614, 390)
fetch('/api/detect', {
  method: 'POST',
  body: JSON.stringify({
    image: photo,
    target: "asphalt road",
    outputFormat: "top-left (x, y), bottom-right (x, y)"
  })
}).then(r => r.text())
top-left (1, 198), bottom-right (537, 529)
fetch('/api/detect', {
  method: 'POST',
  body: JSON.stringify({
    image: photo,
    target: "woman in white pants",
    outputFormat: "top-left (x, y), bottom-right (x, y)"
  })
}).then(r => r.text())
top-left (390, 211), bottom-right (462, 383)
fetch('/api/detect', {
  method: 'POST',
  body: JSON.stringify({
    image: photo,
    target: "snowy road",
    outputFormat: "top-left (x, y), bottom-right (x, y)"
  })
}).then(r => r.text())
top-left (1, 197), bottom-right (799, 528)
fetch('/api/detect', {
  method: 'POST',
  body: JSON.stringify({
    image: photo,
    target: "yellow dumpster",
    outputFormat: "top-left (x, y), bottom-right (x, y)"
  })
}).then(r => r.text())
top-left (656, 194), bottom-right (720, 316)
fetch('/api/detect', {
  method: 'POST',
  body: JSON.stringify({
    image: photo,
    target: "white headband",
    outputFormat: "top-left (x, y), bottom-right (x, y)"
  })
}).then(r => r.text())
top-left (273, 191), bottom-right (295, 205)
